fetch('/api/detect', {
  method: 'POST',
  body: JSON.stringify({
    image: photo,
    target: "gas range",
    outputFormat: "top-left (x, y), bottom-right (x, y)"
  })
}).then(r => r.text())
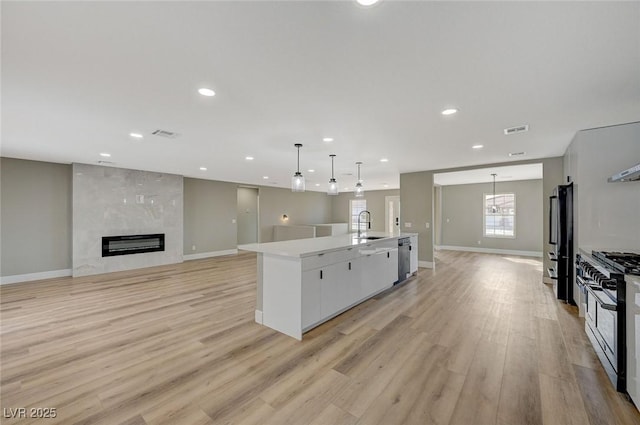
top-left (592, 251), bottom-right (640, 276)
top-left (576, 249), bottom-right (632, 393)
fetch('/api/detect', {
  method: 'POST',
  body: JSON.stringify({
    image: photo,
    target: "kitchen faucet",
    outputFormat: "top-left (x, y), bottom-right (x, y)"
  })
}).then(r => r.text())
top-left (357, 210), bottom-right (371, 238)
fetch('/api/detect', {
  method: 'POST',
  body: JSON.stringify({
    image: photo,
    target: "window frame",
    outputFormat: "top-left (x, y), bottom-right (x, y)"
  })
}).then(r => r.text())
top-left (483, 192), bottom-right (516, 239)
top-left (349, 199), bottom-right (367, 232)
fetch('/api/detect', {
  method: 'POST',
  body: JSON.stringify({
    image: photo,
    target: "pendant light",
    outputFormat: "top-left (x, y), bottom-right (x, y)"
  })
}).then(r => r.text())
top-left (327, 154), bottom-right (339, 195)
top-left (491, 173), bottom-right (499, 213)
top-left (291, 143), bottom-right (305, 192)
top-left (354, 162), bottom-right (364, 197)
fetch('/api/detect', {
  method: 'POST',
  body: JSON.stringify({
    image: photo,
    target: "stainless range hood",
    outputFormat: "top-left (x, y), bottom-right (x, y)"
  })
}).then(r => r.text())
top-left (608, 163), bottom-right (640, 182)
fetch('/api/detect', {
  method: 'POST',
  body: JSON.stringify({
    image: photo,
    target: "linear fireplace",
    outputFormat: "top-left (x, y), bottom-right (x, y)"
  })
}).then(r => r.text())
top-left (102, 234), bottom-right (165, 257)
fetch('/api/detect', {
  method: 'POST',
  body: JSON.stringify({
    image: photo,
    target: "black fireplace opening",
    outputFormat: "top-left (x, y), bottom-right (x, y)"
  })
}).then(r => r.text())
top-left (102, 234), bottom-right (165, 257)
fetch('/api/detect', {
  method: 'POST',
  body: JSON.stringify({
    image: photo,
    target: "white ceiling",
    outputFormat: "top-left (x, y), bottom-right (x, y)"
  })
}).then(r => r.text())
top-left (434, 163), bottom-right (543, 186)
top-left (2, 1), bottom-right (639, 192)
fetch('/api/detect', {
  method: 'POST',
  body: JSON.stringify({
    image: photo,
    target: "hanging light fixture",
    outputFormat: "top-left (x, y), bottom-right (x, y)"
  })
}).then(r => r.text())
top-left (327, 154), bottom-right (339, 195)
top-left (291, 143), bottom-right (305, 192)
top-left (354, 162), bottom-right (365, 197)
top-left (491, 173), bottom-right (499, 213)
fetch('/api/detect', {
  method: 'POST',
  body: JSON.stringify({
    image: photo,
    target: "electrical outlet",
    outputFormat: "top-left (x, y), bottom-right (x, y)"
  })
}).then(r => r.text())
top-left (425, 222), bottom-right (430, 229)
top-left (446, 218), bottom-right (450, 223)
top-left (191, 245), bottom-right (196, 251)
top-left (477, 240), bottom-right (481, 245)
top-left (232, 218), bottom-right (237, 224)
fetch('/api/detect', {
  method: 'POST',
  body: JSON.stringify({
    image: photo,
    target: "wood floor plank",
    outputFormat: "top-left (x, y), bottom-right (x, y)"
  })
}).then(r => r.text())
top-left (1, 250), bottom-right (638, 425)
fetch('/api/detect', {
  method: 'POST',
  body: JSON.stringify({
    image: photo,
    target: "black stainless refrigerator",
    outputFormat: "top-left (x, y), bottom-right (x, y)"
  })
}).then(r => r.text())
top-left (548, 183), bottom-right (574, 303)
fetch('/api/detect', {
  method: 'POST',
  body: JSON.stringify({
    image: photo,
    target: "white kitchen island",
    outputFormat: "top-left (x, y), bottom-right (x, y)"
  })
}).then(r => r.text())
top-left (239, 231), bottom-right (418, 340)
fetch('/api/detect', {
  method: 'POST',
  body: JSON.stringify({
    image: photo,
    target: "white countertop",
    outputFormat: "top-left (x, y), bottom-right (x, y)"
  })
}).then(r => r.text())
top-left (239, 231), bottom-right (417, 258)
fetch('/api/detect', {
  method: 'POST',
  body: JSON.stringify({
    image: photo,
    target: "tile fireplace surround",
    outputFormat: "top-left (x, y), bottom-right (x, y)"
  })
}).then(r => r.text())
top-left (72, 163), bottom-right (183, 277)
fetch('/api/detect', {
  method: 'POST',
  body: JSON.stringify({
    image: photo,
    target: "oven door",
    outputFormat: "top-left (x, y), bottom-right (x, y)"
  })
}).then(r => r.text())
top-left (585, 286), bottom-right (618, 371)
top-left (597, 303), bottom-right (618, 371)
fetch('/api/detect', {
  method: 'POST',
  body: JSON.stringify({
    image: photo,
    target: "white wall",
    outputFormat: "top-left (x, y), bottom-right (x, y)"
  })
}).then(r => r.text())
top-left (564, 122), bottom-right (640, 253)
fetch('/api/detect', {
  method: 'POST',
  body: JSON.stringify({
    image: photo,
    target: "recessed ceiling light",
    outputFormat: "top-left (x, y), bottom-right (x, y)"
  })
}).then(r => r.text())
top-left (383, 184), bottom-right (389, 188)
top-left (315, 183), bottom-right (320, 187)
top-left (129, 133), bottom-right (143, 139)
top-left (198, 88), bottom-right (215, 97)
top-left (199, 167), bottom-right (207, 171)
top-left (356, 0), bottom-right (380, 6)
top-left (380, 158), bottom-right (389, 162)
top-left (263, 176), bottom-right (269, 179)
top-left (344, 187), bottom-right (350, 190)
top-left (99, 153), bottom-right (111, 157)
top-left (308, 169), bottom-right (315, 173)
top-left (245, 156), bottom-right (254, 161)
top-left (472, 144), bottom-right (484, 149)
top-left (441, 108), bottom-right (458, 115)
top-left (323, 137), bottom-right (334, 142)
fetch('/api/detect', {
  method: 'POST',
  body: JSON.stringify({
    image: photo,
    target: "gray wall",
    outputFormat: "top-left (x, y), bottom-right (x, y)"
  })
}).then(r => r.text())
top-left (400, 171), bottom-right (434, 264)
top-left (564, 122), bottom-right (640, 254)
top-left (403, 157), bottom-right (564, 273)
top-left (440, 179), bottom-right (543, 253)
top-left (331, 189), bottom-right (400, 232)
top-left (183, 177), bottom-right (238, 255)
top-left (0, 158), bottom-right (72, 276)
top-left (258, 186), bottom-right (332, 243)
top-left (237, 187), bottom-right (259, 244)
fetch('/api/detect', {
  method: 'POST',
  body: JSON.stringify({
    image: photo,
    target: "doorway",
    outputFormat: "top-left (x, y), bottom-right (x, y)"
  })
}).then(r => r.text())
top-left (385, 195), bottom-right (400, 234)
top-left (237, 187), bottom-right (259, 244)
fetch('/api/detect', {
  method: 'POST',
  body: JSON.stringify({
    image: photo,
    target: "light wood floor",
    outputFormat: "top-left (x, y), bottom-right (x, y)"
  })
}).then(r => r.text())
top-left (1, 250), bottom-right (639, 425)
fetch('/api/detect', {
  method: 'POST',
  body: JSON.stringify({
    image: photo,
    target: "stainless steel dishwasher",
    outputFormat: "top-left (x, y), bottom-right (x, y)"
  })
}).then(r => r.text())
top-left (397, 237), bottom-right (411, 283)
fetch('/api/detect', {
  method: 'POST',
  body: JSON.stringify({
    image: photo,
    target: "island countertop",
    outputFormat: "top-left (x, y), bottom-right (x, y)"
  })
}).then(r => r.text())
top-left (238, 231), bottom-right (418, 258)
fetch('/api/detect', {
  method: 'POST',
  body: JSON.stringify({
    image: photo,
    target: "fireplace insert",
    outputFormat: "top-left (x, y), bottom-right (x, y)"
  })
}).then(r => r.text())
top-left (102, 234), bottom-right (165, 257)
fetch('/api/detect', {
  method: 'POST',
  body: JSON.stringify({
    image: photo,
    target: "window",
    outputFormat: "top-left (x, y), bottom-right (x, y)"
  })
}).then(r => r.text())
top-left (349, 199), bottom-right (367, 232)
top-left (484, 193), bottom-right (515, 237)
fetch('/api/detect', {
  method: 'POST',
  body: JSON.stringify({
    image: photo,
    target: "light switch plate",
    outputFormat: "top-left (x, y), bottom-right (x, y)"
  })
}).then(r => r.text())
top-left (425, 222), bottom-right (430, 229)
top-left (232, 218), bottom-right (237, 224)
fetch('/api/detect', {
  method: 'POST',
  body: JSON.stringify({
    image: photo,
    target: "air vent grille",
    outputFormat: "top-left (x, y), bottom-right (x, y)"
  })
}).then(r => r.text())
top-left (151, 129), bottom-right (179, 139)
top-left (508, 152), bottom-right (526, 157)
top-left (504, 125), bottom-right (529, 135)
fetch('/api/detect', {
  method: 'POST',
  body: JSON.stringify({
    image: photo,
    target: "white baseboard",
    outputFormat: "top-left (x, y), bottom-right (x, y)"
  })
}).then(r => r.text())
top-left (184, 249), bottom-right (238, 261)
top-left (418, 261), bottom-right (434, 269)
top-left (436, 245), bottom-right (542, 258)
top-left (0, 269), bottom-right (72, 285)
top-left (255, 310), bottom-right (263, 324)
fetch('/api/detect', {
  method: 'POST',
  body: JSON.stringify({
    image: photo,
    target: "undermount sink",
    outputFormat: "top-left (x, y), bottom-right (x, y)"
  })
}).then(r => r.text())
top-left (359, 236), bottom-right (385, 240)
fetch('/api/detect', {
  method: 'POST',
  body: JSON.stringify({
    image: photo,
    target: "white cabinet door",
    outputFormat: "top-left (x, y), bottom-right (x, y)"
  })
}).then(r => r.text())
top-left (301, 269), bottom-right (322, 329)
top-left (360, 253), bottom-right (379, 298)
top-left (320, 260), bottom-right (360, 318)
top-left (410, 235), bottom-right (418, 273)
top-left (384, 248), bottom-right (399, 289)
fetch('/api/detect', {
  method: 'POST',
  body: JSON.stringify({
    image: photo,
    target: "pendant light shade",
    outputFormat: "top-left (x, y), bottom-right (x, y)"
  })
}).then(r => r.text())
top-left (328, 154), bottom-right (339, 195)
top-left (491, 173), bottom-right (498, 213)
top-left (354, 162), bottom-right (364, 197)
top-left (291, 144), bottom-right (305, 192)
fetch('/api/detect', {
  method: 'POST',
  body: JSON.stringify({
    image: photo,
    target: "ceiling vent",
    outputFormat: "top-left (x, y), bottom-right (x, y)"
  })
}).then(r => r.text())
top-left (504, 124), bottom-right (529, 135)
top-left (151, 129), bottom-right (179, 139)
top-left (97, 160), bottom-right (114, 165)
top-left (508, 152), bottom-right (526, 157)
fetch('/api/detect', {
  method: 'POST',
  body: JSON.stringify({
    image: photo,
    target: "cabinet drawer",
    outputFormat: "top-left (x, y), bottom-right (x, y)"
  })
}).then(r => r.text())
top-left (302, 247), bottom-right (358, 271)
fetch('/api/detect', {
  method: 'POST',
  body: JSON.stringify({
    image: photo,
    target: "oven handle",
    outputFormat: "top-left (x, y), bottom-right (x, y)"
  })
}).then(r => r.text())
top-left (576, 275), bottom-right (591, 287)
top-left (585, 285), bottom-right (617, 311)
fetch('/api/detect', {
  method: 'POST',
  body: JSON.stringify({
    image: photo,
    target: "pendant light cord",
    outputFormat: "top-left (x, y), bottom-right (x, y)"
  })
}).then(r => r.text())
top-left (491, 173), bottom-right (497, 211)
